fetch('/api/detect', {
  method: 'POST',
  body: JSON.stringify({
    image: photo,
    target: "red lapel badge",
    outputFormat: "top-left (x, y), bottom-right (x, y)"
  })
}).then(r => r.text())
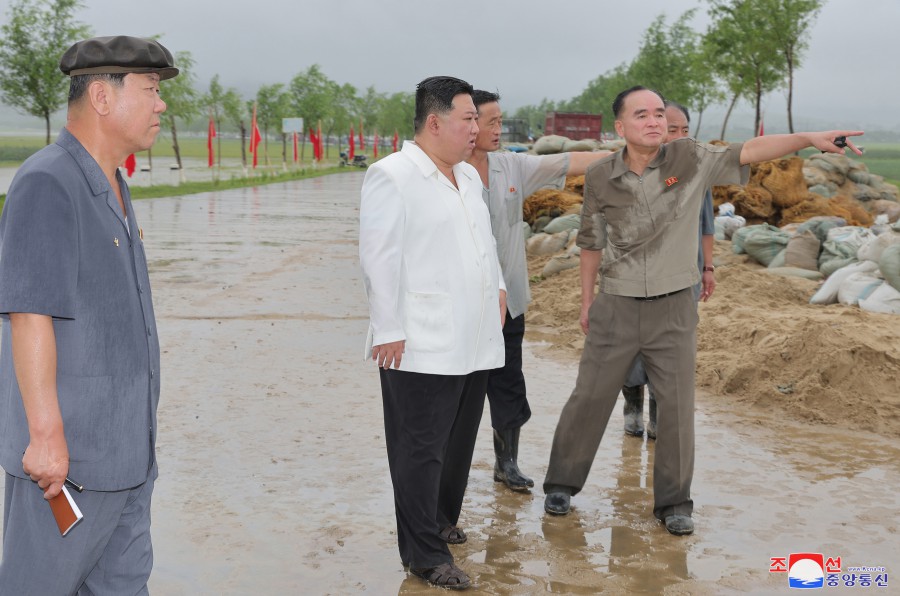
top-left (509, 186), bottom-right (517, 193)
top-left (665, 176), bottom-right (678, 187)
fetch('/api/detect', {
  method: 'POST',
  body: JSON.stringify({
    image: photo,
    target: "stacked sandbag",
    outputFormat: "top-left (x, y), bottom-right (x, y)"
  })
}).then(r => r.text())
top-left (542, 239), bottom-right (581, 278)
top-left (807, 226), bottom-right (900, 314)
top-left (713, 151), bottom-right (896, 227)
top-left (880, 244), bottom-right (900, 292)
top-left (526, 229), bottom-right (576, 256)
top-left (818, 226), bottom-right (875, 276)
top-left (565, 175), bottom-right (585, 195)
top-left (541, 213), bottom-right (582, 234)
top-left (562, 139), bottom-right (603, 152)
top-left (732, 224), bottom-right (790, 266)
top-left (522, 188), bottom-right (583, 226)
top-left (713, 202), bottom-right (746, 240)
top-left (533, 135), bottom-right (567, 155)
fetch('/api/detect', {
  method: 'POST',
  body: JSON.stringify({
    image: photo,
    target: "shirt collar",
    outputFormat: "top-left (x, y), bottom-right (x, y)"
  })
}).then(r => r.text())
top-left (56, 128), bottom-right (115, 197)
top-left (402, 140), bottom-right (476, 186)
top-left (610, 143), bottom-right (669, 179)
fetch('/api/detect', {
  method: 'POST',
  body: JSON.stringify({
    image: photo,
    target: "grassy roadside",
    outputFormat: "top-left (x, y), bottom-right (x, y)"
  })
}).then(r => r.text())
top-left (0, 166), bottom-right (352, 212)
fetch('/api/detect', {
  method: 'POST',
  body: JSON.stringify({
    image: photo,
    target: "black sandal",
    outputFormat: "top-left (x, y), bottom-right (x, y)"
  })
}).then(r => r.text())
top-left (411, 562), bottom-right (471, 590)
top-left (439, 524), bottom-right (467, 544)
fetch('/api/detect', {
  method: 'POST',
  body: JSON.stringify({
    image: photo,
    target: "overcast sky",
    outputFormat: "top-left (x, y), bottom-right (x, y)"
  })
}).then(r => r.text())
top-left (2, 0), bottom-right (898, 133)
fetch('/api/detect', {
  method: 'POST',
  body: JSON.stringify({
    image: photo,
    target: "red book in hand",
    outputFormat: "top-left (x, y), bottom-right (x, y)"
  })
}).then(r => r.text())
top-left (48, 486), bottom-right (83, 536)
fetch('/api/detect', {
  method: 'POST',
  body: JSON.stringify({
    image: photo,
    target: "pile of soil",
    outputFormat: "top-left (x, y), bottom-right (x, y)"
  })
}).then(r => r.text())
top-left (524, 240), bottom-right (900, 438)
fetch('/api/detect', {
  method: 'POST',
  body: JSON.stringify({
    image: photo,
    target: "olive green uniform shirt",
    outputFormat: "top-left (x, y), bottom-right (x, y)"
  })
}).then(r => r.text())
top-left (577, 138), bottom-right (748, 297)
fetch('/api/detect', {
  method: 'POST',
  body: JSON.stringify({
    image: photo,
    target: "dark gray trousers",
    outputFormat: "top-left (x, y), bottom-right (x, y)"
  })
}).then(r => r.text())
top-left (544, 289), bottom-right (697, 519)
top-left (0, 468), bottom-right (155, 595)
top-left (380, 368), bottom-right (488, 569)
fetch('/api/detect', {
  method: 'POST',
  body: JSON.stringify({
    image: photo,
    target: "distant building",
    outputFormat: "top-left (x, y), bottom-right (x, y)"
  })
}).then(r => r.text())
top-left (544, 111), bottom-right (603, 140)
top-left (501, 118), bottom-right (529, 143)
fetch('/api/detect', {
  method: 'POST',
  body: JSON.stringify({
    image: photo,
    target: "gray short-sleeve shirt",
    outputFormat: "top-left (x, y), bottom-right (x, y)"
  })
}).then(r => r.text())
top-left (483, 151), bottom-right (569, 318)
top-left (578, 138), bottom-right (748, 297)
top-left (0, 128), bottom-right (160, 490)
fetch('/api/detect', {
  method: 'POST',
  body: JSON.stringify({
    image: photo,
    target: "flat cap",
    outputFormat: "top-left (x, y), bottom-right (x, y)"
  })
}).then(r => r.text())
top-left (59, 36), bottom-right (179, 80)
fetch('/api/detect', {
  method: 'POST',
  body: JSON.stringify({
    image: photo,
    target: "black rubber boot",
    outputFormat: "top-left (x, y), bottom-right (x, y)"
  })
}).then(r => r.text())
top-left (647, 386), bottom-right (657, 440)
top-left (623, 385), bottom-right (645, 437)
top-left (493, 427), bottom-right (534, 491)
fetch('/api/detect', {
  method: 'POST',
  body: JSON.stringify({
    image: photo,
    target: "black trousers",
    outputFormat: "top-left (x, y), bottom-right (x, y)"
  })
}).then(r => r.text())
top-left (379, 367), bottom-right (488, 568)
top-left (486, 311), bottom-right (531, 431)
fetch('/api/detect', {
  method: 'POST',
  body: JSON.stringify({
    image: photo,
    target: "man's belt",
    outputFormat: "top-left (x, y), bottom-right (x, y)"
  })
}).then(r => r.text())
top-left (633, 288), bottom-right (687, 302)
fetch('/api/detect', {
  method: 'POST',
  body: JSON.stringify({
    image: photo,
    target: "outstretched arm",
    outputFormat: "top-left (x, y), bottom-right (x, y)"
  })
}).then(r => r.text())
top-left (567, 151), bottom-right (612, 177)
top-left (740, 131), bottom-right (863, 165)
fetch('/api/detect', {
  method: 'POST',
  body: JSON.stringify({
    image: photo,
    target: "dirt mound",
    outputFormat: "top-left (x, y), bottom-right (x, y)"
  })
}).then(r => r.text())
top-left (524, 241), bottom-right (900, 438)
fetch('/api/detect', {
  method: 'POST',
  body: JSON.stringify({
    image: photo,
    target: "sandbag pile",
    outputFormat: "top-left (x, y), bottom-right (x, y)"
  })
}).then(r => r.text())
top-left (712, 153), bottom-right (899, 228)
top-left (730, 216), bottom-right (900, 314)
top-left (522, 188), bottom-right (583, 227)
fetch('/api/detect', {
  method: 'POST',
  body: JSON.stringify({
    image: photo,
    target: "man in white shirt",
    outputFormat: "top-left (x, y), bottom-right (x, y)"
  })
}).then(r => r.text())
top-left (359, 76), bottom-right (506, 591)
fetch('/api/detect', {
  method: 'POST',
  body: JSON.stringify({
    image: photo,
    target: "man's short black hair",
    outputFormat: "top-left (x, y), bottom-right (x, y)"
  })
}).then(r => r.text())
top-left (664, 100), bottom-right (691, 123)
top-left (472, 89), bottom-right (500, 109)
top-left (612, 85), bottom-right (666, 118)
top-left (68, 73), bottom-right (127, 104)
top-left (414, 76), bottom-right (474, 133)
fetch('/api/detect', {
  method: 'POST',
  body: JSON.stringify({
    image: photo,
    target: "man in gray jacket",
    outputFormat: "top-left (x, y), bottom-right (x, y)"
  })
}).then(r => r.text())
top-left (466, 90), bottom-right (608, 491)
top-left (0, 36), bottom-right (176, 593)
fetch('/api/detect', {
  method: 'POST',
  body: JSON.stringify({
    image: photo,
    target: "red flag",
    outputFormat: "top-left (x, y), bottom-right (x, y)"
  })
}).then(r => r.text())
top-left (758, 117), bottom-right (765, 137)
top-left (373, 130), bottom-right (379, 160)
top-left (317, 121), bottom-right (323, 162)
top-left (207, 114), bottom-right (216, 167)
top-left (359, 119), bottom-right (364, 150)
top-left (309, 128), bottom-right (318, 161)
top-left (392, 130), bottom-right (399, 153)
top-left (249, 103), bottom-right (262, 168)
top-left (293, 131), bottom-right (298, 163)
top-left (349, 125), bottom-right (355, 160)
top-left (124, 153), bottom-right (136, 177)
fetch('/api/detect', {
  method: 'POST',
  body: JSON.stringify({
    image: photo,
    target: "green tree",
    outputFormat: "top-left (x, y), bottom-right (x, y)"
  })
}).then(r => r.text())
top-left (562, 64), bottom-right (632, 133)
top-left (762, 0), bottom-right (823, 133)
top-left (254, 83), bottom-right (289, 166)
top-left (161, 50), bottom-right (200, 179)
top-left (706, 0), bottom-right (786, 138)
top-left (204, 74), bottom-right (243, 167)
top-left (689, 37), bottom-right (726, 138)
top-left (328, 82), bottom-right (359, 157)
top-left (289, 64), bottom-right (335, 159)
top-left (0, 0), bottom-right (90, 144)
top-left (374, 91), bottom-right (415, 144)
top-left (220, 87), bottom-right (246, 168)
top-left (629, 12), bottom-right (703, 105)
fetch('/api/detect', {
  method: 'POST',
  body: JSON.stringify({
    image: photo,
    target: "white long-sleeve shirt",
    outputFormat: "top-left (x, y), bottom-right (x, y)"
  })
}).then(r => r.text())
top-left (359, 141), bottom-right (505, 375)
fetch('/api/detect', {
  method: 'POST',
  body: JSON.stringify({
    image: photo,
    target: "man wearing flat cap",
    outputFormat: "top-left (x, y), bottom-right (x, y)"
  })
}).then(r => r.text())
top-left (0, 35), bottom-right (177, 593)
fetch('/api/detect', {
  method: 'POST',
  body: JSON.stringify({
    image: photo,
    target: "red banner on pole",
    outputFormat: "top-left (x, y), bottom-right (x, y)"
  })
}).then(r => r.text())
top-left (293, 131), bottom-right (298, 163)
top-left (207, 114), bottom-right (216, 167)
top-left (349, 125), bottom-right (355, 160)
top-left (249, 104), bottom-right (262, 168)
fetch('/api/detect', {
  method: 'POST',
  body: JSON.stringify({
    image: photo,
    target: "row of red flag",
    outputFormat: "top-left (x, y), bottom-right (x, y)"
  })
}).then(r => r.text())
top-left (123, 112), bottom-right (402, 176)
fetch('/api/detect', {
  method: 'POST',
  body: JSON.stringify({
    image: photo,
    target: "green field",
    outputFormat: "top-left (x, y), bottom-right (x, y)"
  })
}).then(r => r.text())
top-left (799, 143), bottom-right (900, 187)
top-left (0, 133), bottom-right (347, 167)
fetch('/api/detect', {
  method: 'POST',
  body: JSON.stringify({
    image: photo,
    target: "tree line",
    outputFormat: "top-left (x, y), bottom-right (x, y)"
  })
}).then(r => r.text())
top-left (515, 0), bottom-right (823, 140)
top-left (1, 0), bottom-right (822, 163)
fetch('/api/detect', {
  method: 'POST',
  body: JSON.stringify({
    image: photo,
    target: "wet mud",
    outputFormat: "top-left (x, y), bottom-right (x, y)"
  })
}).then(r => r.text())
top-left (1, 172), bottom-right (896, 594)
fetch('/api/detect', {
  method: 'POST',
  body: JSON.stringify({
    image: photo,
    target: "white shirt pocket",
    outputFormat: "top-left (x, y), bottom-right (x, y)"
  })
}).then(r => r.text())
top-left (403, 291), bottom-right (454, 353)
